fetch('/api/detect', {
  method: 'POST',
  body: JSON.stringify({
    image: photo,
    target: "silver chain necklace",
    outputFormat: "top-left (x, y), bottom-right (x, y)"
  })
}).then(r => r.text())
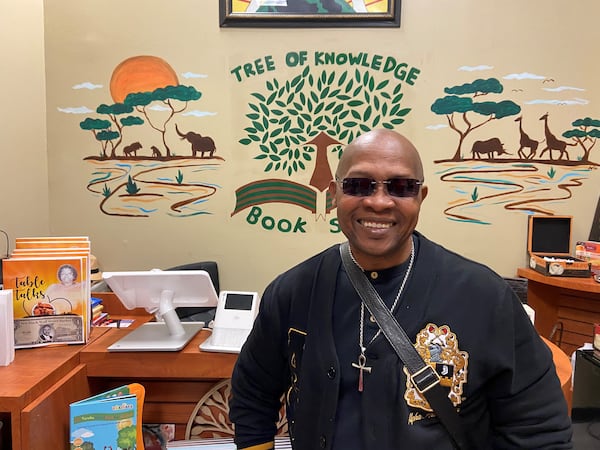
top-left (349, 237), bottom-right (415, 392)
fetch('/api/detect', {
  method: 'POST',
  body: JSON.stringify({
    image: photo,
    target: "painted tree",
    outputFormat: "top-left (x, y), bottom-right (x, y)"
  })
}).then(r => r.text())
top-left (96, 103), bottom-right (144, 157)
top-left (80, 118), bottom-right (112, 157)
top-left (80, 104), bottom-right (143, 158)
top-left (124, 85), bottom-right (202, 157)
top-left (562, 117), bottom-right (600, 162)
top-left (96, 129), bottom-right (120, 157)
top-left (430, 78), bottom-right (521, 160)
top-left (239, 66), bottom-right (410, 191)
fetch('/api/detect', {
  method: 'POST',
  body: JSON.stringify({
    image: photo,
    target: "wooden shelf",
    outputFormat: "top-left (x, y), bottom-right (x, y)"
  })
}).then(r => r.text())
top-left (517, 268), bottom-right (600, 355)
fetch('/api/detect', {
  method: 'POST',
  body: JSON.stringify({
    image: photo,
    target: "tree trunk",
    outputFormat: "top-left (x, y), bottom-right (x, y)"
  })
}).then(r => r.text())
top-left (307, 131), bottom-right (338, 192)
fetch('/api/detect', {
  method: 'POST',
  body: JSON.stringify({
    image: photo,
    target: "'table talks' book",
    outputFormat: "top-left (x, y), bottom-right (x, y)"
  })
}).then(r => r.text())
top-left (1, 236), bottom-right (91, 348)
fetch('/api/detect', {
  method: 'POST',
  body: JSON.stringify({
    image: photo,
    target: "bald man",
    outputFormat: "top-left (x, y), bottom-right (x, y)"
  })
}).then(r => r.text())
top-left (230, 129), bottom-right (572, 450)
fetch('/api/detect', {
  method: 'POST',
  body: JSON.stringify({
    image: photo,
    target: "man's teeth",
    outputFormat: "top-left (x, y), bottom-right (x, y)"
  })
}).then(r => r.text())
top-left (361, 220), bottom-right (392, 229)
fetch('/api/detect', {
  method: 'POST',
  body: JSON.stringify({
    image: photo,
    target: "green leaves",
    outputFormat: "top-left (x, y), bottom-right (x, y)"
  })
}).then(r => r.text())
top-left (240, 67), bottom-right (410, 175)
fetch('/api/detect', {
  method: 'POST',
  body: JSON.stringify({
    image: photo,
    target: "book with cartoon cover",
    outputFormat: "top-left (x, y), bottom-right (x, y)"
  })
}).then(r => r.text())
top-left (70, 383), bottom-right (145, 450)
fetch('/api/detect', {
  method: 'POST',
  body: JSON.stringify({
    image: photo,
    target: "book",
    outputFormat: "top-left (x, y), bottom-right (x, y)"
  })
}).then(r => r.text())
top-left (2, 236), bottom-right (92, 348)
top-left (0, 289), bottom-right (15, 366)
top-left (92, 311), bottom-right (109, 326)
top-left (70, 383), bottom-right (145, 450)
top-left (92, 303), bottom-right (104, 318)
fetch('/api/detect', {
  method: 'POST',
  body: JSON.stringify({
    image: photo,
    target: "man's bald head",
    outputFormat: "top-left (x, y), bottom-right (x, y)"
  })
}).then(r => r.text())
top-left (335, 129), bottom-right (425, 182)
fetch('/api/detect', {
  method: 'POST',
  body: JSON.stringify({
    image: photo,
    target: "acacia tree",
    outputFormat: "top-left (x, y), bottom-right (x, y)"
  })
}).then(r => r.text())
top-left (124, 85), bottom-right (202, 156)
top-left (96, 103), bottom-right (144, 157)
top-left (562, 117), bottom-right (600, 162)
top-left (80, 118), bottom-right (112, 157)
top-left (80, 104), bottom-right (143, 158)
top-left (239, 66), bottom-right (410, 191)
top-left (430, 78), bottom-right (521, 160)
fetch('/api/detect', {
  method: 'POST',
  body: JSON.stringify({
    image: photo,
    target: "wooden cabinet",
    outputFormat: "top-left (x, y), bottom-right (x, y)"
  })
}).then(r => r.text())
top-left (0, 339), bottom-right (94, 450)
top-left (80, 326), bottom-right (237, 441)
top-left (21, 364), bottom-right (90, 450)
top-left (517, 268), bottom-right (600, 355)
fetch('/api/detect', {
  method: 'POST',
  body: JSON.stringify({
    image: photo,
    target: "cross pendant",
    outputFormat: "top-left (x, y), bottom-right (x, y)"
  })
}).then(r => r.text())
top-left (351, 352), bottom-right (372, 392)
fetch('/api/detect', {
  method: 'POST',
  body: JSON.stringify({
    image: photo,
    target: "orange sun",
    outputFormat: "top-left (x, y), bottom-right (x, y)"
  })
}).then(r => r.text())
top-left (110, 55), bottom-right (179, 104)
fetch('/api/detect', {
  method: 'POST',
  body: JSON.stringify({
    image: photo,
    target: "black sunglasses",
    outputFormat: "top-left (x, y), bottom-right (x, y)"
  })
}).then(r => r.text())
top-left (337, 177), bottom-right (423, 198)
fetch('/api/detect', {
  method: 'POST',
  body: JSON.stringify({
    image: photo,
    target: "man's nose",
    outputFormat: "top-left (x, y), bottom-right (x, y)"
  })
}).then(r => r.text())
top-left (363, 184), bottom-right (395, 208)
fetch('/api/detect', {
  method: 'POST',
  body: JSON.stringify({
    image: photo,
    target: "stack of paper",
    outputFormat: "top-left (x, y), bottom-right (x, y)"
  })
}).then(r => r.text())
top-left (0, 289), bottom-right (15, 366)
top-left (1, 236), bottom-right (92, 348)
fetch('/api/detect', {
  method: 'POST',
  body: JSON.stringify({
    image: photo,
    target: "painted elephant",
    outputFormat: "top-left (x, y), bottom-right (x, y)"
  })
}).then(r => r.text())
top-left (175, 124), bottom-right (216, 158)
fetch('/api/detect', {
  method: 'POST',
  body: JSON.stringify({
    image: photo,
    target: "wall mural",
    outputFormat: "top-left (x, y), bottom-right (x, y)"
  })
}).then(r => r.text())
top-left (63, 54), bottom-right (598, 229)
top-left (428, 68), bottom-right (599, 225)
top-left (229, 51), bottom-right (420, 234)
top-left (62, 55), bottom-right (223, 218)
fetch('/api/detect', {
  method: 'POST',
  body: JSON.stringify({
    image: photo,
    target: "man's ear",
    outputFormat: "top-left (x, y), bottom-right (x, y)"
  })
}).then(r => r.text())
top-left (420, 184), bottom-right (428, 202)
top-left (328, 179), bottom-right (338, 208)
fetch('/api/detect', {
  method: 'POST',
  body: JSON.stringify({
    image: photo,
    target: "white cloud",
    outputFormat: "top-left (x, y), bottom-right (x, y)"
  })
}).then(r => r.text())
top-left (148, 104), bottom-right (172, 111)
top-left (543, 86), bottom-right (585, 92)
top-left (426, 124), bottom-right (448, 130)
top-left (503, 72), bottom-right (546, 80)
top-left (525, 98), bottom-right (589, 106)
top-left (458, 65), bottom-right (493, 72)
top-left (57, 106), bottom-right (94, 114)
top-left (181, 72), bottom-right (208, 79)
top-left (73, 82), bottom-right (103, 90)
top-left (182, 110), bottom-right (217, 117)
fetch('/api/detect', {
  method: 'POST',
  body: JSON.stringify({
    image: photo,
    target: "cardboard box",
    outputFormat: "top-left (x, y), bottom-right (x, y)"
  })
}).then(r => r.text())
top-left (527, 215), bottom-right (591, 277)
top-left (576, 240), bottom-right (600, 275)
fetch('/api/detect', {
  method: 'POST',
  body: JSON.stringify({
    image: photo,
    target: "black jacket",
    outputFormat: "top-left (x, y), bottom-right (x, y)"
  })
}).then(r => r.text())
top-left (230, 232), bottom-right (572, 449)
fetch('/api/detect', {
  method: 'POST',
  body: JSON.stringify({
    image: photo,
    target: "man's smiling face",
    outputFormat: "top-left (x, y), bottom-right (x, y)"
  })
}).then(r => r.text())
top-left (329, 129), bottom-right (428, 270)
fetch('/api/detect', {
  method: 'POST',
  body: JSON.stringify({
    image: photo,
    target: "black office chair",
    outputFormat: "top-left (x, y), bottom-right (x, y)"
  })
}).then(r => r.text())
top-left (504, 276), bottom-right (528, 304)
top-left (167, 261), bottom-right (220, 323)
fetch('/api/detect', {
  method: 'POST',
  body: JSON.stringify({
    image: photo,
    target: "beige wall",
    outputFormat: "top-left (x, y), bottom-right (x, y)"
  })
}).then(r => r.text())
top-left (0, 0), bottom-right (49, 255)
top-left (10, 0), bottom-right (600, 294)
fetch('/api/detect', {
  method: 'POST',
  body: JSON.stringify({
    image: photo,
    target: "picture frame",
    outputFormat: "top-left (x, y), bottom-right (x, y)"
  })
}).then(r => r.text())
top-left (219, 0), bottom-right (401, 28)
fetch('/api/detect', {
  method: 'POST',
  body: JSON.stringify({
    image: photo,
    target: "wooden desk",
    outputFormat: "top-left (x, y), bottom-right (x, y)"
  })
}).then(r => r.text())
top-left (517, 267), bottom-right (600, 355)
top-left (0, 327), bottom-right (109, 450)
top-left (0, 292), bottom-right (238, 448)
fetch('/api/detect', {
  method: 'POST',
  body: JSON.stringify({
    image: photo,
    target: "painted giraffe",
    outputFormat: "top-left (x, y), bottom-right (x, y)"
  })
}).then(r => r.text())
top-left (539, 113), bottom-right (572, 160)
top-left (515, 116), bottom-right (539, 159)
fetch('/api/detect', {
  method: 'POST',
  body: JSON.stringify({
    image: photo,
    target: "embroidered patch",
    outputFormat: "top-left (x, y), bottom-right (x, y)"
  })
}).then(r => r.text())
top-left (404, 323), bottom-right (468, 413)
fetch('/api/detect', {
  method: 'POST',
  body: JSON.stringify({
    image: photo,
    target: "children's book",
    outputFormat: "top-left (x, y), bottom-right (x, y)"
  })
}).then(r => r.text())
top-left (70, 383), bottom-right (145, 450)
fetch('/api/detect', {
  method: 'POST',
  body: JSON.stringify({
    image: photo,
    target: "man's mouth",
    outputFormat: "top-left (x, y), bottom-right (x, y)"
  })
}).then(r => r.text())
top-left (359, 220), bottom-right (394, 229)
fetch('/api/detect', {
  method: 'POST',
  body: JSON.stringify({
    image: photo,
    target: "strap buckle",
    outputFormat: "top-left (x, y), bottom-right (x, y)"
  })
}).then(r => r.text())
top-left (410, 364), bottom-right (440, 394)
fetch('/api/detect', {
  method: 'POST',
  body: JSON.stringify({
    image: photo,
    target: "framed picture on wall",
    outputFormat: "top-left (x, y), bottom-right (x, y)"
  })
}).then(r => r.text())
top-left (219, 0), bottom-right (401, 28)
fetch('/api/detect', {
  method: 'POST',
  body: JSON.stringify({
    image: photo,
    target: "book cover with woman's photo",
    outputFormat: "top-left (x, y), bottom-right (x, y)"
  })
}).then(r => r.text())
top-left (2, 253), bottom-right (90, 348)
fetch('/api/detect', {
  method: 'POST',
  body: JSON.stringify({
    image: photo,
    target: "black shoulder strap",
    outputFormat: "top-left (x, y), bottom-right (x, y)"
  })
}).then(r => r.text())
top-left (339, 242), bottom-right (470, 450)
